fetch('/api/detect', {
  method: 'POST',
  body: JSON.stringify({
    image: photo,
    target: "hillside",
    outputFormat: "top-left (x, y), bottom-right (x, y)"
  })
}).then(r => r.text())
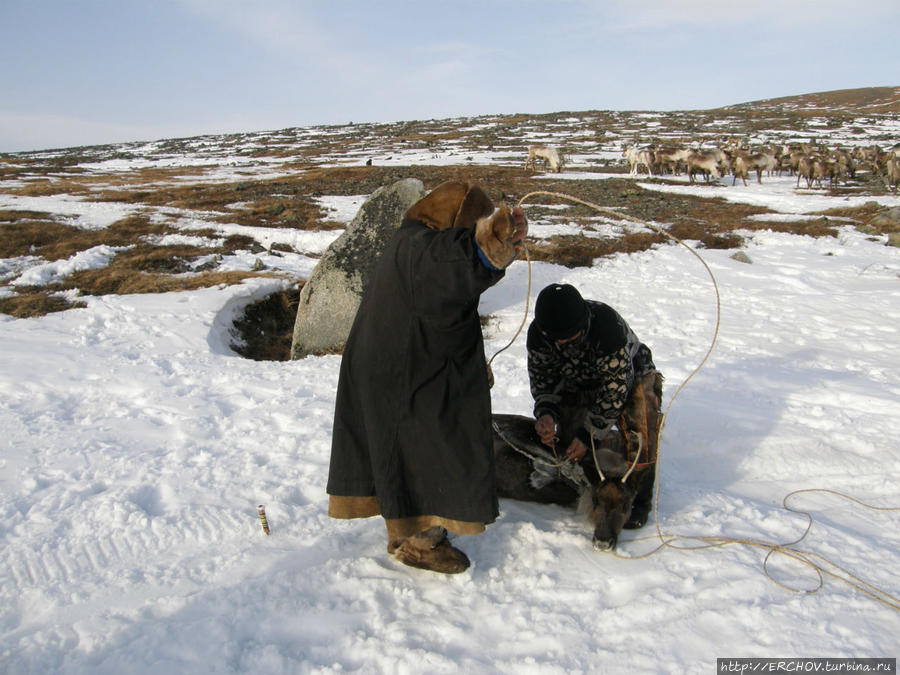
top-left (2, 86), bottom-right (899, 346)
top-left (721, 86), bottom-right (900, 114)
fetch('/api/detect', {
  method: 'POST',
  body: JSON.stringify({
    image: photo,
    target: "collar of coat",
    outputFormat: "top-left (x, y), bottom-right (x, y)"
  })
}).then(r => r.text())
top-left (404, 181), bottom-right (494, 231)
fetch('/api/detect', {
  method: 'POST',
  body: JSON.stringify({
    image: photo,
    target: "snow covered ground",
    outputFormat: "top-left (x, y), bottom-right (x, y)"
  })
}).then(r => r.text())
top-left (2, 136), bottom-right (900, 673)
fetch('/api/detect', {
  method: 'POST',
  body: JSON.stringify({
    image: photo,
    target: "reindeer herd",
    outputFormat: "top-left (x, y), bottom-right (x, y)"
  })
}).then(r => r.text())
top-left (526, 140), bottom-right (900, 191)
top-left (623, 139), bottom-right (900, 190)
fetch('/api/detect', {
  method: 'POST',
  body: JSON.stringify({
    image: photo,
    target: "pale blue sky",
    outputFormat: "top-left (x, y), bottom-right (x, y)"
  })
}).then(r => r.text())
top-left (2, 0), bottom-right (898, 153)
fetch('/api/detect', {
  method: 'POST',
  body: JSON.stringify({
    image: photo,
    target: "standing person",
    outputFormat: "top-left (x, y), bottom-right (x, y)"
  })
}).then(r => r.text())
top-left (527, 283), bottom-right (663, 528)
top-left (327, 181), bottom-right (528, 574)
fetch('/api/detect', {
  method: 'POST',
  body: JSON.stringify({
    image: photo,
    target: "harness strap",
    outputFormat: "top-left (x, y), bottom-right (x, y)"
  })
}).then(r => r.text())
top-left (493, 421), bottom-right (591, 490)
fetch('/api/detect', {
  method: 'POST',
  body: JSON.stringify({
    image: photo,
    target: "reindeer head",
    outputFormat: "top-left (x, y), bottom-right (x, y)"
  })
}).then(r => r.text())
top-left (581, 479), bottom-right (635, 551)
top-left (564, 372), bottom-right (663, 551)
top-left (578, 446), bottom-right (633, 550)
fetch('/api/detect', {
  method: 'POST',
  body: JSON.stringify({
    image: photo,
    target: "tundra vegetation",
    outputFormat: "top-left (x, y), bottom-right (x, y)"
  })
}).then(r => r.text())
top-left (2, 88), bottom-right (899, 362)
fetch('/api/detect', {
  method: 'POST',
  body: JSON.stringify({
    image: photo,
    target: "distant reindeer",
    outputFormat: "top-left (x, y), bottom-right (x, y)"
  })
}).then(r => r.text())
top-left (686, 151), bottom-right (723, 183)
top-left (730, 151), bottom-right (777, 186)
top-left (886, 155), bottom-right (900, 192)
top-left (796, 155), bottom-right (826, 189)
top-left (653, 147), bottom-right (690, 175)
top-left (525, 145), bottom-right (564, 173)
top-left (623, 145), bottom-right (654, 176)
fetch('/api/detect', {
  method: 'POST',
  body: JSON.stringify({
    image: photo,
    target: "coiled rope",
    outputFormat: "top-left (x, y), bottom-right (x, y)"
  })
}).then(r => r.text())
top-left (492, 189), bottom-right (900, 612)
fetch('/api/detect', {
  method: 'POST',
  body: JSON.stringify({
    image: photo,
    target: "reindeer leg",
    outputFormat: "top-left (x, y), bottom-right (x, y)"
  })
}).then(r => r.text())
top-left (625, 469), bottom-right (655, 529)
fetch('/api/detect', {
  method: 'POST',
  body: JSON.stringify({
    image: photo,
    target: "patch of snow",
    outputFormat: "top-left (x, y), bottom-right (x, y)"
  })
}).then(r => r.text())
top-left (11, 244), bottom-right (126, 286)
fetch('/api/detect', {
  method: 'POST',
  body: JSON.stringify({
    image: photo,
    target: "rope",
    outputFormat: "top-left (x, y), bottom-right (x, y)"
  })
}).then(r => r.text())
top-left (615, 489), bottom-right (900, 612)
top-left (511, 190), bottom-right (722, 426)
top-left (490, 189), bottom-right (721, 474)
top-left (487, 245), bottom-right (531, 369)
top-left (492, 189), bottom-right (900, 612)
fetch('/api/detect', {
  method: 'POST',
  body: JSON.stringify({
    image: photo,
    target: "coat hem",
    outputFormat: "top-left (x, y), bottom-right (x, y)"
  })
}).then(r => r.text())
top-left (328, 496), bottom-right (488, 539)
top-left (328, 495), bottom-right (380, 519)
top-left (385, 515), bottom-right (487, 540)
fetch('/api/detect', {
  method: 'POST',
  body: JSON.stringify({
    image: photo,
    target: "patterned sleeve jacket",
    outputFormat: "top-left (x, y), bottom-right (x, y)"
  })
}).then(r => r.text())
top-left (526, 300), bottom-right (656, 440)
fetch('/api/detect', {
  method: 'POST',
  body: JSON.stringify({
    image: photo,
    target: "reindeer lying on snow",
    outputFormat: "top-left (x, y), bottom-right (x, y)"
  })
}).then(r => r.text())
top-left (492, 372), bottom-right (663, 550)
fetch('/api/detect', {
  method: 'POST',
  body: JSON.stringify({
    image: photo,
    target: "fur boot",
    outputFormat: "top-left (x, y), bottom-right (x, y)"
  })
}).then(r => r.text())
top-left (388, 527), bottom-right (470, 574)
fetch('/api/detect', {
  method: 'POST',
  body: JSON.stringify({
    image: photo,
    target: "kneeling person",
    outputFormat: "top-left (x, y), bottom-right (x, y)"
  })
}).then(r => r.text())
top-left (527, 283), bottom-right (663, 529)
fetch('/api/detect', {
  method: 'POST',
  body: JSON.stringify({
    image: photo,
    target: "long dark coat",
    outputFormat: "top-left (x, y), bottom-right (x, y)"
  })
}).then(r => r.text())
top-left (327, 217), bottom-right (504, 525)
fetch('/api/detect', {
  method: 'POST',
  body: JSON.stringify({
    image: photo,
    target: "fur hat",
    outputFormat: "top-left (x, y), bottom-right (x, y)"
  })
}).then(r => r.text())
top-left (405, 181), bottom-right (494, 231)
top-left (534, 283), bottom-right (589, 340)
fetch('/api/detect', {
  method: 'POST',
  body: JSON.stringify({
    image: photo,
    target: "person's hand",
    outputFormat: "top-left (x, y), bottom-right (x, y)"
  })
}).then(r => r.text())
top-left (535, 414), bottom-right (557, 447)
top-left (486, 363), bottom-right (495, 389)
top-left (475, 204), bottom-right (528, 269)
top-left (565, 438), bottom-right (587, 463)
top-left (511, 207), bottom-right (528, 257)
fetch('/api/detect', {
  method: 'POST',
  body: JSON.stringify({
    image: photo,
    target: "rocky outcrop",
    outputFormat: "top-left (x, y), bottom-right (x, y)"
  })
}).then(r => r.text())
top-left (290, 178), bottom-right (426, 359)
top-left (870, 206), bottom-right (900, 231)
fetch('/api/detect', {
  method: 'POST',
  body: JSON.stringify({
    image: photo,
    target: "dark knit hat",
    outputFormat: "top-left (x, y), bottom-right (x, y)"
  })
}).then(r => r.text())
top-left (534, 283), bottom-right (589, 340)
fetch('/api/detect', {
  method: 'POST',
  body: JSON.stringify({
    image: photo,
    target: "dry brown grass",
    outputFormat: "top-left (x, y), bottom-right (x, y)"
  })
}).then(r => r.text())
top-left (14, 179), bottom-right (92, 198)
top-left (0, 210), bottom-right (286, 317)
top-left (527, 233), bottom-right (668, 268)
top-left (1, 213), bottom-right (75, 258)
top-left (91, 175), bottom-right (332, 229)
top-left (0, 209), bottom-right (56, 223)
top-left (722, 87), bottom-right (900, 115)
top-left (819, 203), bottom-right (899, 233)
top-left (58, 268), bottom-right (278, 297)
top-left (1, 214), bottom-right (176, 260)
top-left (0, 267), bottom-right (279, 319)
top-left (296, 164), bottom-right (533, 196)
top-left (213, 197), bottom-right (331, 230)
top-left (5, 165), bottom-right (214, 198)
top-left (0, 291), bottom-right (87, 318)
top-left (738, 218), bottom-right (840, 237)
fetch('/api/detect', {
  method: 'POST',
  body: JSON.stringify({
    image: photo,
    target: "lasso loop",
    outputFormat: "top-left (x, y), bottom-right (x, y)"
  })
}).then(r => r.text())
top-left (492, 190), bottom-right (721, 440)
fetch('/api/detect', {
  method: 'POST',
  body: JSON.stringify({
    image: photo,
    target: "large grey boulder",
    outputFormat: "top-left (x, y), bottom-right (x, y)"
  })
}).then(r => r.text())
top-left (870, 206), bottom-right (900, 231)
top-left (290, 178), bottom-right (426, 359)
